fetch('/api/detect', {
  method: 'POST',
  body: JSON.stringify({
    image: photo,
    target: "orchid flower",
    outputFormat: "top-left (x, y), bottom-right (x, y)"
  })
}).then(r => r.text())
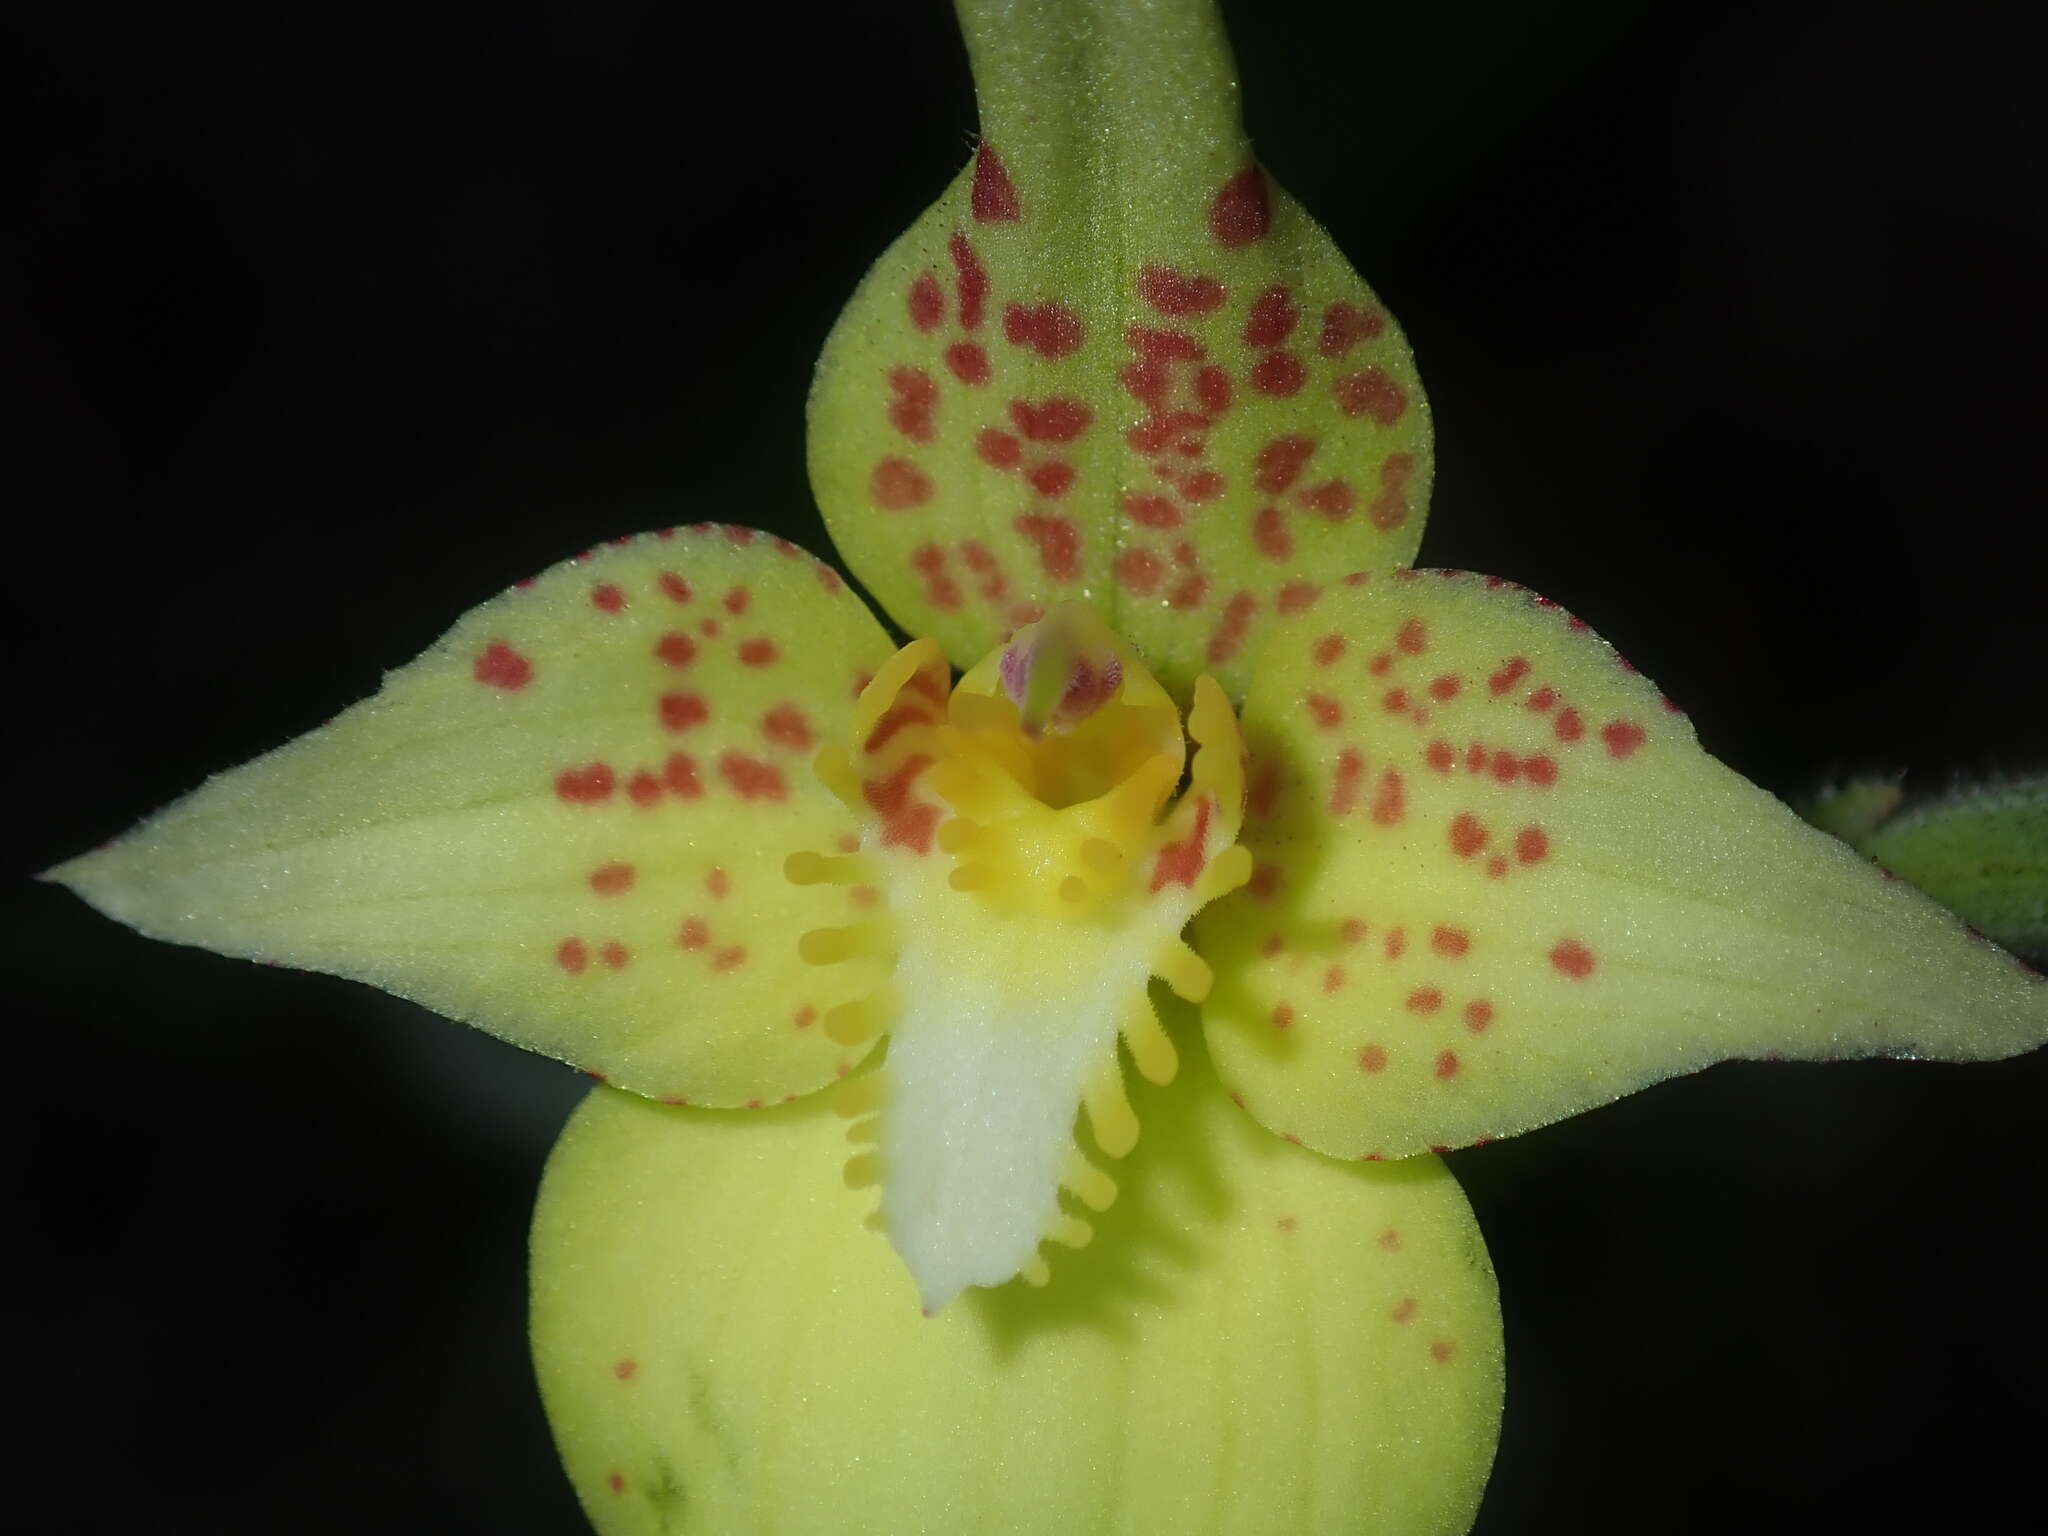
top-left (45, 0), bottom-right (2046, 1532)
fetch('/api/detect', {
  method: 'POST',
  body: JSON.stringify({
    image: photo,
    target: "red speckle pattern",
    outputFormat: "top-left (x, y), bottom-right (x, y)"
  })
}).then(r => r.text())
top-left (971, 142), bottom-right (1021, 222)
top-left (1213, 573), bottom-right (1671, 1152)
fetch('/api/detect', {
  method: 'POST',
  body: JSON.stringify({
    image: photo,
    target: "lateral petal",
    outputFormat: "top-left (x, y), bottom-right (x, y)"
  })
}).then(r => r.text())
top-left (49, 528), bottom-right (896, 1106)
top-left (1196, 571), bottom-right (2048, 1159)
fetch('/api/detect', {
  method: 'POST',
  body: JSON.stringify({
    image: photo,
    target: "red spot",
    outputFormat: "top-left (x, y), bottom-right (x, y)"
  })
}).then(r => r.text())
top-left (1015, 513), bottom-right (1081, 580)
top-left (949, 232), bottom-right (989, 330)
top-left (1406, 986), bottom-right (1443, 1014)
top-left (1138, 263), bottom-right (1226, 316)
top-left (1298, 479), bottom-right (1355, 520)
top-left (908, 271), bottom-right (944, 331)
top-left (1243, 285), bottom-right (1298, 347)
top-left (1431, 925), bottom-right (1469, 958)
top-left (887, 367), bottom-right (937, 443)
top-left (763, 703), bottom-right (814, 750)
top-left (1392, 1297), bottom-right (1418, 1324)
top-left (739, 638), bottom-right (780, 667)
top-left (1425, 739), bottom-right (1456, 773)
top-left (1449, 813), bottom-right (1488, 857)
top-left (1004, 302), bottom-right (1085, 359)
top-left (1123, 492), bottom-right (1182, 529)
top-left (1554, 708), bottom-right (1584, 743)
top-left (655, 631), bottom-right (697, 668)
top-left (678, 917), bottom-right (709, 949)
top-left (1318, 301), bottom-right (1385, 358)
top-left (1489, 753), bottom-right (1521, 785)
top-left (1550, 939), bottom-right (1595, 979)
top-left (1463, 1000), bottom-right (1495, 1033)
top-left (1602, 720), bottom-right (1647, 759)
top-left (1254, 435), bottom-right (1315, 494)
top-left (473, 640), bottom-right (533, 690)
top-left (1433, 1050), bottom-right (1461, 1079)
top-left (1247, 758), bottom-right (1283, 821)
top-left (1524, 754), bottom-right (1558, 788)
top-left (1010, 396), bottom-right (1094, 443)
top-left (1431, 1341), bottom-right (1456, 1363)
top-left (713, 946), bottom-right (747, 972)
top-left (1335, 368), bottom-right (1408, 423)
top-left (960, 540), bottom-right (1007, 601)
top-left (1464, 742), bottom-right (1488, 773)
top-left (863, 754), bottom-right (932, 819)
top-left (864, 700), bottom-right (936, 754)
top-left (1114, 547), bottom-right (1163, 595)
top-left (707, 868), bottom-right (730, 899)
top-left (613, 1359), bottom-right (638, 1381)
top-left (1127, 324), bottom-right (1205, 363)
top-left (1358, 1043), bottom-right (1388, 1074)
top-left (1250, 352), bottom-right (1306, 397)
top-left (1150, 796), bottom-right (1214, 892)
top-left (870, 457), bottom-right (934, 509)
top-left (1270, 1002), bottom-right (1295, 1030)
top-left (557, 938), bottom-right (589, 974)
top-left (794, 1004), bottom-right (817, 1029)
top-left (1209, 167), bottom-right (1271, 247)
top-left (1207, 591), bottom-right (1259, 663)
top-left (1378, 1228), bottom-right (1402, 1251)
top-left (1194, 364), bottom-right (1232, 414)
top-left (601, 941), bottom-right (629, 970)
top-left (1276, 580), bottom-right (1318, 614)
top-left (724, 526), bottom-right (755, 548)
top-left (664, 752), bottom-right (703, 798)
top-left (1526, 686), bottom-right (1557, 713)
top-left (1384, 925), bottom-right (1407, 960)
top-left (589, 583), bottom-right (625, 614)
top-left (1515, 827), bottom-right (1549, 864)
top-left (1330, 748), bottom-right (1365, 816)
top-left (971, 142), bottom-right (1021, 221)
top-left (1027, 461), bottom-right (1076, 499)
top-left (881, 800), bottom-right (941, 855)
top-left (1311, 634), bottom-right (1345, 666)
top-left (1253, 506), bottom-right (1293, 560)
top-left (1382, 688), bottom-right (1411, 715)
top-left (627, 770), bottom-right (661, 806)
top-left (1486, 855), bottom-right (1508, 879)
top-left (944, 342), bottom-right (991, 386)
top-left (607, 1472), bottom-right (627, 1496)
top-left (720, 753), bottom-right (788, 802)
top-left (1488, 657), bottom-right (1530, 695)
top-left (1370, 768), bottom-right (1406, 825)
top-left (555, 763), bottom-right (615, 804)
top-left (1306, 693), bottom-right (1343, 729)
top-left (1322, 966), bottom-right (1346, 993)
top-left (1168, 570), bottom-right (1209, 609)
top-left (658, 572), bottom-right (692, 604)
top-left (1396, 618), bottom-right (1427, 654)
top-left (723, 586), bottom-right (751, 615)
top-left (1427, 675), bottom-right (1461, 703)
top-left (589, 862), bottom-right (635, 896)
top-left (1179, 468), bottom-right (1225, 502)
top-left (975, 427), bottom-right (1023, 470)
top-left (660, 692), bottom-right (709, 732)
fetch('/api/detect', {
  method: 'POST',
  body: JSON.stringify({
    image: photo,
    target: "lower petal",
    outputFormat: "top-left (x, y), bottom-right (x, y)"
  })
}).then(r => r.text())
top-left (532, 1021), bottom-right (1502, 1536)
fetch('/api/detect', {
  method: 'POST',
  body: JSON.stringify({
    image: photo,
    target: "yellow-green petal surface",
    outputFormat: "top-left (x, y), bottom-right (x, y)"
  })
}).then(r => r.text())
top-left (50, 527), bottom-right (896, 1106)
top-left (532, 1020), bottom-right (1501, 1536)
top-left (1196, 571), bottom-right (2048, 1159)
top-left (809, 0), bottom-right (1429, 702)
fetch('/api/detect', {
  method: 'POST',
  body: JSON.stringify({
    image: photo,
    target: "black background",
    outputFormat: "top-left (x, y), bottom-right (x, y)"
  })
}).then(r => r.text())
top-left (8, 1), bottom-right (2046, 1531)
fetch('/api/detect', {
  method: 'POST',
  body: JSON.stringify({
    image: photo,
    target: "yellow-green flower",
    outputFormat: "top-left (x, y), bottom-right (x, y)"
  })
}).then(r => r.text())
top-left (46, 1), bottom-right (2047, 1532)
